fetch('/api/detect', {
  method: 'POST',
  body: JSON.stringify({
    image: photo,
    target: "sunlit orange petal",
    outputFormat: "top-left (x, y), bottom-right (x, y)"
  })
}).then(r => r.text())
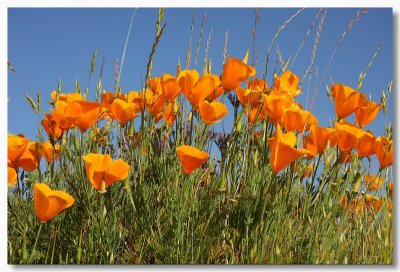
top-left (221, 57), bottom-right (256, 91)
top-left (176, 145), bottom-right (209, 174)
top-left (162, 73), bottom-right (181, 100)
top-left (8, 167), bottom-right (17, 187)
top-left (199, 100), bottom-right (228, 125)
top-left (355, 101), bottom-right (382, 126)
top-left (331, 83), bottom-right (367, 118)
top-left (375, 136), bottom-right (393, 169)
top-left (34, 183), bottom-right (74, 223)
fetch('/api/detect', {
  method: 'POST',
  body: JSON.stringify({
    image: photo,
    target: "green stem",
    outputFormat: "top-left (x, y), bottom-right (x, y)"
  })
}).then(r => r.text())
top-left (28, 224), bottom-right (43, 263)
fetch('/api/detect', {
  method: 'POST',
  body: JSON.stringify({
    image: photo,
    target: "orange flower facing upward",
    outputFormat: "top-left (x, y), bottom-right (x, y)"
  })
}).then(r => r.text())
top-left (8, 134), bottom-right (29, 169)
top-left (8, 167), bottom-right (17, 187)
top-left (356, 130), bottom-right (376, 158)
top-left (110, 98), bottom-right (140, 126)
top-left (161, 73), bottom-right (181, 100)
top-left (34, 183), bottom-right (75, 223)
top-left (82, 153), bottom-right (130, 193)
top-left (164, 101), bottom-right (179, 127)
top-left (43, 141), bottom-right (61, 163)
top-left (41, 113), bottom-right (63, 142)
top-left (334, 121), bottom-right (365, 152)
top-left (51, 100), bottom-right (83, 130)
top-left (199, 100), bottom-right (228, 125)
top-left (75, 101), bottom-right (104, 132)
top-left (375, 136), bottom-right (393, 169)
top-left (364, 174), bottom-right (383, 191)
top-left (280, 108), bottom-right (318, 132)
top-left (176, 145), bottom-right (209, 174)
top-left (331, 83), bottom-right (367, 118)
top-left (355, 100), bottom-right (382, 126)
top-left (268, 124), bottom-right (310, 173)
top-left (221, 57), bottom-right (256, 91)
top-left (272, 71), bottom-right (301, 97)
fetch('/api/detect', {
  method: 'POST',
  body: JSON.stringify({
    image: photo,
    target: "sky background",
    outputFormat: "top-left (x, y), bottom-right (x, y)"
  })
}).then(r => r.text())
top-left (8, 8), bottom-right (393, 171)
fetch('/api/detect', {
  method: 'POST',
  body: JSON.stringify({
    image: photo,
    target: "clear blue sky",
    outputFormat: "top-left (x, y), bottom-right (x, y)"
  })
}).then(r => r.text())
top-left (8, 8), bottom-right (393, 152)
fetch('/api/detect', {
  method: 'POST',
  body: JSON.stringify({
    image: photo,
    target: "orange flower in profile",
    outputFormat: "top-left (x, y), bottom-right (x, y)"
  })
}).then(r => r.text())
top-left (161, 73), bottom-right (181, 100)
top-left (235, 86), bottom-right (263, 107)
top-left (164, 101), bottom-right (179, 127)
top-left (261, 93), bottom-right (294, 124)
top-left (356, 130), bottom-right (376, 158)
top-left (221, 57), bottom-right (256, 91)
top-left (8, 167), bottom-right (17, 187)
top-left (364, 174), bottom-right (383, 191)
top-left (268, 124), bottom-right (310, 173)
top-left (334, 121), bottom-right (365, 152)
top-left (205, 74), bottom-right (224, 101)
top-left (272, 71), bottom-right (301, 97)
top-left (176, 145), bottom-right (209, 174)
top-left (41, 113), bottom-right (63, 142)
top-left (178, 70), bottom-right (199, 98)
top-left (199, 100), bottom-right (228, 125)
top-left (331, 83), bottom-right (367, 118)
top-left (75, 101), bottom-right (103, 132)
top-left (147, 77), bottom-right (163, 95)
top-left (42, 141), bottom-right (61, 163)
top-left (82, 153), bottom-right (130, 193)
top-left (110, 98), bottom-right (140, 126)
top-left (281, 108), bottom-right (318, 132)
top-left (355, 100), bottom-right (382, 126)
top-left (144, 89), bottom-right (166, 121)
top-left (247, 78), bottom-right (268, 92)
top-left (304, 125), bottom-right (335, 157)
top-left (8, 134), bottom-right (29, 169)
top-left (51, 100), bottom-right (83, 130)
top-left (18, 141), bottom-right (43, 172)
top-left (34, 183), bottom-right (75, 223)
top-left (182, 74), bottom-right (217, 109)
top-left (375, 136), bottom-right (393, 169)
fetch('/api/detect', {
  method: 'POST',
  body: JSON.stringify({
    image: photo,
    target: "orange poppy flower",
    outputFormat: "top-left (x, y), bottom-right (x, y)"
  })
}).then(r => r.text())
top-left (356, 130), bottom-right (376, 157)
top-left (334, 121), bottom-right (365, 152)
top-left (144, 89), bottom-right (166, 121)
top-left (8, 134), bottom-right (29, 169)
top-left (164, 101), bottom-right (179, 127)
top-left (331, 83), bottom-right (367, 119)
top-left (41, 113), bottom-right (63, 142)
top-left (176, 145), bottom-right (209, 174)
top-left (247, 78), bottom-right (268, 92)
top-left (364, 174), bottom-right (383, 191)
top-left (205, 74), bottom-right (224, 101)
top-left (245, 106), bottom-right (265, 125)
top-left (340, 195), bottom-right (364, 217)
top-left (355, 100), bottom-right (382, 126)
top-left (182, 74), bottom-right (217, 109)
top-left (58, 92), bottom-right (83, 103)
top-left (272, 71), bottom-right (301, 97)
top-left (51, 100), bottom-right (83, 130)
top-left (178, 70), bottom-right (200, 99)
top-left (8, 167), bottom-right (17, 187)
top-left (304, 125), bottom-right (335, 157)
top-left (261, 93), bottom-right (294, 124)
top-left (18, 141), bottom-right (42, 172)
top-left (281, 108), bottom-right (318, 132)
top-left (221, 57), bottom-right (256, 91)
top-left (235, 86), bottom-right (263, 107)
top-left (110, 98), bottom-right (140, 126)
top-left (375, 136), bottom-right (393, 169)
top-left (82, 153), bottom-right (130, 193)
top-left (127, 91), bottom-right (144, 110)
top-left (161, 73), bottom-right (181, 100)
top-left (34, 183), bottom-right (75, 223)
top-left (75, 101), bottom-right (103, 132)
top-left (42, 141), bottom-right (61, 163)
top-left (147, 77), bottom-right (163, 95)
top-left (268, 124), bottom-right (310, 173)
top-left (199, 100), bottom-right (228, 125)
top-left (364, 194), bottom-right (382, 212)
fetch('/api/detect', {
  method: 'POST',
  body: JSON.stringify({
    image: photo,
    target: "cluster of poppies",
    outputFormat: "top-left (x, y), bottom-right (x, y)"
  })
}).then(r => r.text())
top-left (8, 54), bottom-right (393, 223)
